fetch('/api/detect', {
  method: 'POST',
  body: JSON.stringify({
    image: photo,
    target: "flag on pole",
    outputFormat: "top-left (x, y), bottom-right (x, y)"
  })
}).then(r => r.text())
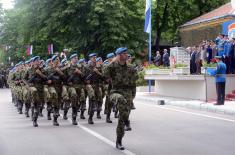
top-left (26, 45), bottom-right (33, 56)
top-left (144, 0), bottom-right (151, 33)
top-left (48, 44), bottom-right (54, 55)
top-left (30, 45), bottom-right (33, 55)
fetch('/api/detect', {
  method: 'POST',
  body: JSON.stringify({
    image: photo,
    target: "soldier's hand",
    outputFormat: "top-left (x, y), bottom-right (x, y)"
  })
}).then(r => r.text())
top-left (36, 69), bottom-right (41, 74)
top-left (47, 80), bottom-right (52, 84)
top-left (75, 68), bottom-right (82, 74)
top-left (68, 82), bottom-right (73, 86)
top-left (93, 68), bottom-right (99, 73)
top-left (55, 67), bottom-right (60, 72)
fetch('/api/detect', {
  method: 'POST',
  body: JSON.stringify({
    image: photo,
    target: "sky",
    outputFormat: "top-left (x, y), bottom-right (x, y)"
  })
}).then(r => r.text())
top-left (1, 0), bottom-right (14, 9)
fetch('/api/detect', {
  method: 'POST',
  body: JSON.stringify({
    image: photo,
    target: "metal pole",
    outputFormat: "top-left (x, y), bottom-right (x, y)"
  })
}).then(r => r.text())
top-left (148, 0), bottom-right (152, 93)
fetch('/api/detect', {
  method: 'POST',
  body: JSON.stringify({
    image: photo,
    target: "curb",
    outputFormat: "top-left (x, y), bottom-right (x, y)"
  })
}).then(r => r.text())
top-left (135, 96), bottom-right (235, 116)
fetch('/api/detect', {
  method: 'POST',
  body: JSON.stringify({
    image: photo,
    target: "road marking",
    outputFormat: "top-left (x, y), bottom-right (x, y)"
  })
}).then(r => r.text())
top-left (138, 102), bottom-right (235, 123)
top-left (61, 114), bottom-right (136, 155)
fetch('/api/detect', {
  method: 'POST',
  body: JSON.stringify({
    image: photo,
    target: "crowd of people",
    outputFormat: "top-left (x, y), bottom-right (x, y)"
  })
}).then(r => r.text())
top-left (153, 49), bottom-right (170, 67)
top-left (188, 34), bottom-right (235, 74)
top-left (7, 47), bottom-right (139, 150)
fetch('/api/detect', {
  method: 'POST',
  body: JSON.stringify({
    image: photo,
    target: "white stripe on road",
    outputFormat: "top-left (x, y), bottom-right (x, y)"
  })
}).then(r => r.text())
top-left (61, 114), bottom-right (136, 155)
top-left (138, 102), bottom-right (235, 123)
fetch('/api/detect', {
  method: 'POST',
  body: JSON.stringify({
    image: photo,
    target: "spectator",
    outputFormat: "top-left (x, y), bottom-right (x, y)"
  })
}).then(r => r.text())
top-left (190, 46), bottom-right (197, 74)
top-left (154, 51), bottom-right (161, 66)
top-left (163, 49), bottom-right (170, 67)
top-left (195, 46), bottom-right (202, 74)
top-left (206, 44), bottom-right (213, 64)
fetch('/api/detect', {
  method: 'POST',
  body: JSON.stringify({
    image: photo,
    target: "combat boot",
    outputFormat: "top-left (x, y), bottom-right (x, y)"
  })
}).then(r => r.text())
top-left (25, 103), bottom-right (30, 117)
top-left (18, 100), bottom-right (23, 114)
top-left (88, 114), bottom-right (94, 124)
top-left (53, 116), bottom-right (59, 126)
top-left (80, 110), bottom-right (86, 119)
top-left (97, 111), bottom-right (101, 119)
top-left (116, 137), bottom-right (125, 150)
top-left (125, 120), bottom-right (132, 131)
top-left (72, 107), bottom-right (78, 125)
top-left (131, 103), bottom-right (136, 110)
top-left (114, 111), bottom-right (118, 118)
top-left (106, 113), bottom-right (112, 123)
top-left (72, 116), bottom-right (78, 125)
top-left (63, 110), bottom-right (68, 120)
top-left (47, 111), bottom-right (51, 120)
top-left (39, 108), bottom-right (43, 117)
top-left (33, 117), bottom-right (38, 127)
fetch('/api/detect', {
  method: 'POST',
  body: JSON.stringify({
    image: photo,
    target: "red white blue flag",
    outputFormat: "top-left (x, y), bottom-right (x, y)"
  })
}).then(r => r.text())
top-left (48, 44), bottom-right (54, 55)
top-left (27, 45), bottom-right (33, 55)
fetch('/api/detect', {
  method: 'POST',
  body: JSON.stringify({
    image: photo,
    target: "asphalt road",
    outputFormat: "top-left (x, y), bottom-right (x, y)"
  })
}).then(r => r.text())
top-left (0, 89), bottom-right (235, 155)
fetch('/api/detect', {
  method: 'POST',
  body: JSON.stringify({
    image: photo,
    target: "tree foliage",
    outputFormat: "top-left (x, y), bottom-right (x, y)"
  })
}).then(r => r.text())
top-left (0, 0), bottom-right (231, 63)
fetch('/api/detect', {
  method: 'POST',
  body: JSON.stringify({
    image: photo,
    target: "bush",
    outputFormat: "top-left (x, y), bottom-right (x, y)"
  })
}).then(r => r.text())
top-left (136, 70), bottom-right (148, 86)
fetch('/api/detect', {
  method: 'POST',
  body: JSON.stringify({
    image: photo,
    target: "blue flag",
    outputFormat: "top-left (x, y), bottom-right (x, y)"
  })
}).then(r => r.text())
top-left (144, 0), bottom-right (151, 33)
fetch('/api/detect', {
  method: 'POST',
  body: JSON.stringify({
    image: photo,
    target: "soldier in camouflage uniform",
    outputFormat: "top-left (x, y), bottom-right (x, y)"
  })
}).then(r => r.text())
top-left (77, 58), bottom-right (87, 119)
top-left (104, 47), bottom-right (136, 150)
top-left (45, 55), bottom-right (64, 126)
top-left (24, 56), bottom-right (47, 127)
top-left (21, 60), bottom-right (31, 117)
top-left (66, 54), bottom-right (86, 125)
top-left (94, 57), bottom-right (105, 119)
top-left (60, 58), bottom-right (71, 120)
top-left (127, 54), bottom-right (137, 110)
top-left (12, 62), bottom-right (24, 114)
top-left (103, 53), bottom-right (115, 123)
top-left (8, 66), bottom-right (16, 105)
top-left (85, 53), bottom-right (102, 124)
top-left (44, 59), bottom-right (53, 120)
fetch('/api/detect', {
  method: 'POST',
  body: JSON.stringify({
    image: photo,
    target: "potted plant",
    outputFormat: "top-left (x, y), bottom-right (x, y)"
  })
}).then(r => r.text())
top-left (201, 62), bottom-right (217, 74)
top-left (173, 64), bottom-right (190, 75)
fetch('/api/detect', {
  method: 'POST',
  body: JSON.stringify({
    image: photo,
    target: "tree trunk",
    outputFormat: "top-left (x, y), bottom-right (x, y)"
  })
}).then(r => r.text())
top-left (155, 2), bottom-right (169, 51)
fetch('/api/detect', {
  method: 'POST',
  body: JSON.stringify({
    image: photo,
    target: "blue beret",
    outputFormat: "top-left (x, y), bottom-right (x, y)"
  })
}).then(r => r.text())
top-left (215, 56), bottom-right (222, 59)
top-left (51, 55), bottom-right (58, 62)
top-left (96, 57), bottom-right (102, 62)
top-left (29, 58), bottom-right (34, 62)
top-left (103, 60), bottom-right (109, 64)
top-left (40, 60), bottom-right (45, 64)
top-left (115, 47), bottom-right (128, 55)
top-left (33, 56), bottom-right (40, 62)
top-left (89, 53), bottom-right (97, 58)
top-left (106, 53), bottom-right (115, 59)
top-left (18, 61), bottom-right (23, 66)
top-left (46, 59), bottom-right (52, 65)
top-left (61, 58), bottom-right (67, 65)
top-left (78, 58), bottom-right (85, 64)
top-left (70, 54), bottom-right (78, 60)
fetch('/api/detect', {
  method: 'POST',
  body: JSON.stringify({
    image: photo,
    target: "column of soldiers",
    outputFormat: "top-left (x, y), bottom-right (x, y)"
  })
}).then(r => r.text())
top-left (0, 64), bottom-right (10, 88)
top-left (8, 47), bottom-right (140, 150)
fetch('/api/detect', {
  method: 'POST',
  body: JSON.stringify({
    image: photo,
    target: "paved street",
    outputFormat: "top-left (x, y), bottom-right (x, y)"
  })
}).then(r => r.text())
top-left (1, 89), bottom-right (235, 155)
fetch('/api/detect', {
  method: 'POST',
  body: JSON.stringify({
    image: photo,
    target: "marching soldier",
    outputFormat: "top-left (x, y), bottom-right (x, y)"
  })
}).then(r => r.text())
top-left (45, 55), bottom-right (65, 126)
top-left (104, 47), bottom-right (135, 150)
top-left (67, 54), bottom-right (86, 125)
top-left (24, 56), bottom-right (47, 127)
top-left (103, 52), bottom-right (115, 123)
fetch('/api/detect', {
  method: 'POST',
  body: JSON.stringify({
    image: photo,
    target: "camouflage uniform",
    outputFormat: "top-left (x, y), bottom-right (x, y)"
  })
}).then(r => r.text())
top-left (21, 65), bottom-right (31, 117)
top-left (12, 67), bottom-right (24, 114)
top-left (66, 63), bottom-right (86, 125)
top-left (85, 60), bottom-right (103, 124)
top-left (104, 60), bottom-right (135, 149)
top-left (45, 64), bottom-right (65, 126)
top-left (24, 65), bottom-right (47, 127)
